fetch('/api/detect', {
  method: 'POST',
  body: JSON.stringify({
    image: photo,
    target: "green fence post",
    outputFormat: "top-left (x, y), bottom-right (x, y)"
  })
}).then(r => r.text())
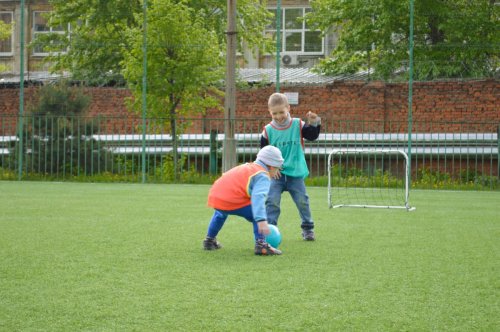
top-left (497, 124), bottom-right (499, 182)
top-left (141, 0), bottom-right (148, 184)
top-left (275, 0), bottom-right (282, 92)
top-left (407, 0), bottom-right (414, 190)
top-left (17, 0), bottom-right (26, 180)
top-left (209, 129), bottom-right (218, 175)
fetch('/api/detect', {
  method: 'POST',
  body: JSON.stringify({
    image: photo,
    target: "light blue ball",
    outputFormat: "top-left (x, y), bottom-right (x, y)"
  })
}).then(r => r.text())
top-left (265, 224), bottom-right (282, 248)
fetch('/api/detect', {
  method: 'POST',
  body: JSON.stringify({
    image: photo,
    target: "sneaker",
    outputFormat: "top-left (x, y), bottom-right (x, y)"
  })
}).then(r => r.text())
top-left (203, 237), bottom-right (222, 250)
top-left (254, 240), bottom-right (282, 256)
top-left (302, 229), bottom-right (315, 241)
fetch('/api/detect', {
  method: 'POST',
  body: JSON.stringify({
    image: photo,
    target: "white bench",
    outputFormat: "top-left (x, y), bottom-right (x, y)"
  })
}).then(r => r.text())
top-left (1, 133), bottom-right (498, 157)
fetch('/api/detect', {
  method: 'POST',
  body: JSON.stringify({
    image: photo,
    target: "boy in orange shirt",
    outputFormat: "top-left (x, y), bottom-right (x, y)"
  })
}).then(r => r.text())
top-left (204, 146), bottom-right (284, 255)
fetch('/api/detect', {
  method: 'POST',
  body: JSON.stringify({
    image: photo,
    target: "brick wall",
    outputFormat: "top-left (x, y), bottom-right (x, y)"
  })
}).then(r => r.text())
top-left (1, 79), bottom-right (498, 134)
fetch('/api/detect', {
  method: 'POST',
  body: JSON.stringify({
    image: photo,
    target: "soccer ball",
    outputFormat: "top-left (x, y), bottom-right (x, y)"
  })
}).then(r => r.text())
top-left (265, 224), bottom-right (282, 248)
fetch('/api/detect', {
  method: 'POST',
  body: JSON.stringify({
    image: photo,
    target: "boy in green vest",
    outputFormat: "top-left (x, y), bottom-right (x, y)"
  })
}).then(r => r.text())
top-left (261, 93), bottom-right (321, 241)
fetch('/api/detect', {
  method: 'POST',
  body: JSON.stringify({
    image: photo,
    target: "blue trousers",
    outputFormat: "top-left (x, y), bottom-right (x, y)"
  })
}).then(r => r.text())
top-left (266, 174), bottom-right (314, 230)
top-left (206, 205), bottom-right (266, 241)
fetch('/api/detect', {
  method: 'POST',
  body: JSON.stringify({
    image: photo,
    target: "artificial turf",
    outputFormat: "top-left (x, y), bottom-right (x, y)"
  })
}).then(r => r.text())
top-left (0, 181), bottom-right (498, 331)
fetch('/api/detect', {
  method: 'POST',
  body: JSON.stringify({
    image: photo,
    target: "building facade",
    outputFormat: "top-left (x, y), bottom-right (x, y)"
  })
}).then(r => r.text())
top-left (0, 0), bottom-right (58, 78)
top-left (0, 0), bottom-right (335, 79)
top-left (242, 0), bottom-right (337, 69)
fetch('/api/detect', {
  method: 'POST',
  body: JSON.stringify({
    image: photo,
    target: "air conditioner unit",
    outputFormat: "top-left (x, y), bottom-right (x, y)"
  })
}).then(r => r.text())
top-left (281, 54), bottom-right (299, 66)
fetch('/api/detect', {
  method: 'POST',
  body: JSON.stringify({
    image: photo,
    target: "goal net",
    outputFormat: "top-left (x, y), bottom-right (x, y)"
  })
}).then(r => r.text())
top-left (328, 149), bottom-right (415, 210)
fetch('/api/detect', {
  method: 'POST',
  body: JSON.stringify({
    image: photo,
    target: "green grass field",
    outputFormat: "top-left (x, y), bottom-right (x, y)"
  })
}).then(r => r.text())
top-left (1, 181), bottom-right (498, 331)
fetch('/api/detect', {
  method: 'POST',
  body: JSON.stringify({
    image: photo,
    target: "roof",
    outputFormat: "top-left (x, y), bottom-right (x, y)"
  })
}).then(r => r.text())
top-left (0, 68), bottom-right (370, 87)
top-left (0, 71), bottom-right (72, 87)
top-left (238, 68), bottom-right (370, 85)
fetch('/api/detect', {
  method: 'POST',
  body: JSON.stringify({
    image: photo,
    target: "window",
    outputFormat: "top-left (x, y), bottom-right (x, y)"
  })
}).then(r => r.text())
top-left (0, 11), bottom-right (13, 55)
top-left (265, 7), bottom-right (323, 54)
top-left (32, 11), bottom-right (68, 56)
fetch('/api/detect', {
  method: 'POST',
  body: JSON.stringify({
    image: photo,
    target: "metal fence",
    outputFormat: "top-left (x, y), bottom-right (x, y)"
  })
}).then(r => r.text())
top-left (0, 115), bottom-right (498, 189)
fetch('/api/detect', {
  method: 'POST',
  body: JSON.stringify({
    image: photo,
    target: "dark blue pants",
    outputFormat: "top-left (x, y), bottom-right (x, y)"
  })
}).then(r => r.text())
top-left (207, 204), bottom-right (265, 241)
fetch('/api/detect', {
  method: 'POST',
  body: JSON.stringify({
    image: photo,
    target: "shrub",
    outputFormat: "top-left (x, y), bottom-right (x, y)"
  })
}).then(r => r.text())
top-left (19, 82), bottom-right (111, 176)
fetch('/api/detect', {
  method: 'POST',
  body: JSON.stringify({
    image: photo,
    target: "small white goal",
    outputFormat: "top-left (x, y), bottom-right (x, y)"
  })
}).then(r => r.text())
top-left (327, 149), bottom-right (415, 211)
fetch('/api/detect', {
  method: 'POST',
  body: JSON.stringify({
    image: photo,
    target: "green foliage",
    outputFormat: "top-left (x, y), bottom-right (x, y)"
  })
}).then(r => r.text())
top-left (153, 154), bottom-right (214, 184)
top-left (37, 0), bottom-right (141, 85)
top-left (307, 0), bottom-right (499, 80)
top-left (0, 19), bottom-right (12, 72)
top-left (307, 165), bottom-right (498, 191)
top-left (0, 167), bottom-right (16, 180)
top-left (21, 83), bottom-right (110, 176)
top-left (122, 0), bottom-right (224, 119)
top-left (0, 19), bottom-right (9, 40)
top-left (41, 0), bottom-right (272, 85)
top-left (324, 164), bottom-right (404, 188)
top-left (414, 167), bottom-right (499, 190)
top-left (30, 83), bottom-right (91, 116)
top-left (122, 0), bottom-right (227, 178)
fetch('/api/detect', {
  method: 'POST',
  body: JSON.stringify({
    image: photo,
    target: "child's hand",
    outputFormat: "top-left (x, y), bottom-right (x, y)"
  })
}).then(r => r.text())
top-left (306, 111), bottom-right (319, 125)
top-left (258, 221), bottom-right (271, 235)
top-left (273, 169), bottom-right (282, 179)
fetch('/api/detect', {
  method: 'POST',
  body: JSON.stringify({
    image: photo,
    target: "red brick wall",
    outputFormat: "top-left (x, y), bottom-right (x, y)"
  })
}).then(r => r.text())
top-left (206, 79), bottom-right (499, 132)
top-left (1, 79), bottom-right (498, 134)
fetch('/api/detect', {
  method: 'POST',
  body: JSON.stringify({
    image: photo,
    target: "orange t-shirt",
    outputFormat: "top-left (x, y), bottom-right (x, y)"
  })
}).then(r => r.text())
top-left (208, 163), bottom-right (269, 211)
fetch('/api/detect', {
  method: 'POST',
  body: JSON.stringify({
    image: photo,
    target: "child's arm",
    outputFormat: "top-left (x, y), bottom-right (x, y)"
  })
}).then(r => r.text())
top-left (260, 128), bottom-right (269, 148)
top-left (249, 173), bottom-right (270, 222)
top-left (250, 173), bottom-right (272, 235)
top-left (302, 111), bottom-right (321, 141)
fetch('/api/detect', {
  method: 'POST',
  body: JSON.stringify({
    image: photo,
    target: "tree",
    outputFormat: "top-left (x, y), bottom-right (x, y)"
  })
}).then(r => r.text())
top-left (37, 0), bottom-right (273, 85)
top-left (23, 82), bottom-right (108, 177)
top-left (36, 0), bottom-right (273, 178)
top-left (122, 0), bottom-right (224, 178)
top-left (0, 19), bottom-right (12, 73)
top-left (307, 0), bottom-right (499, 80)
top-left (34, 0), bottom-right (142, 85)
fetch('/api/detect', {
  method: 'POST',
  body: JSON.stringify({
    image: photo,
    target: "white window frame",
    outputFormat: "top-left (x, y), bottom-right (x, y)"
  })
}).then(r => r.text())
top-left (266, 7), bottom-right (324, 55)
top-left (0, 11), bottom-right (14, 56)
top-left (32, 11), bottom-right (69, 56)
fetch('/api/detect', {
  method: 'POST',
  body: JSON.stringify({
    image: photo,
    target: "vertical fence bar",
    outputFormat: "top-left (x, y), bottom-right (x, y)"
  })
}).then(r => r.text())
top-left (56, 117), bottom-right (60, 178)
top-left (45, 115), bottom-right (49, 176)
top-left (23, 115), bottom-right (28, 176)
top-left (459, 123), bottom-right (464, 185)
top-left (141, 0), bottom-right (148, 183)
top-left (63, 116), bottom-right (67, 178)
top-left (275, 0), bottom-right (282, 92)
top-left (77, 116), bottom-right (81, 177)
top-left (96, 116), bottom-right (101, 175)
top-left (36, 115), bottom-right (41, 174)
top-left (474, 125), bottom-right (479, 189)
top-left (210, 129), bottom-right (218, 175)
top-left (1, 118), bottom-right (4, 175)
top-left (17, 0), bottom-right (26, 180)
top-left (407, 0), bottom-right (414, 189)
top-left (497, 124), bottom-right (499, 183)
top-left (90, 118), bottom-right (94, 177)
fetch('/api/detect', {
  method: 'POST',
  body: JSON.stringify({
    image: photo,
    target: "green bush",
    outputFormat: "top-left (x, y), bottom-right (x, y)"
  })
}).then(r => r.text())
top-left (413, 167), bottom-right (499, 190)
top-left (17, 82), bottom-right (111, 177)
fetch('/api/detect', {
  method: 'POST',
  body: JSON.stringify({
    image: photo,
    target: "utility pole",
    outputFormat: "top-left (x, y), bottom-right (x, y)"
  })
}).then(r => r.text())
top-left (223, 0), bottom-right (237, 171)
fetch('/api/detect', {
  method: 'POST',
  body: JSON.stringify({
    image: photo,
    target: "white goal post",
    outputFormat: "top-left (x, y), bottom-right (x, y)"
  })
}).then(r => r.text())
top-left (327, 149), bottom-right (415, 211)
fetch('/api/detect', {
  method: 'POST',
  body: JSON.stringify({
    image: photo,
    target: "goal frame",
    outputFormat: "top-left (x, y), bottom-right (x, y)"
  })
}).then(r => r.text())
top-left (327, 149), bottom-right (415, 211)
